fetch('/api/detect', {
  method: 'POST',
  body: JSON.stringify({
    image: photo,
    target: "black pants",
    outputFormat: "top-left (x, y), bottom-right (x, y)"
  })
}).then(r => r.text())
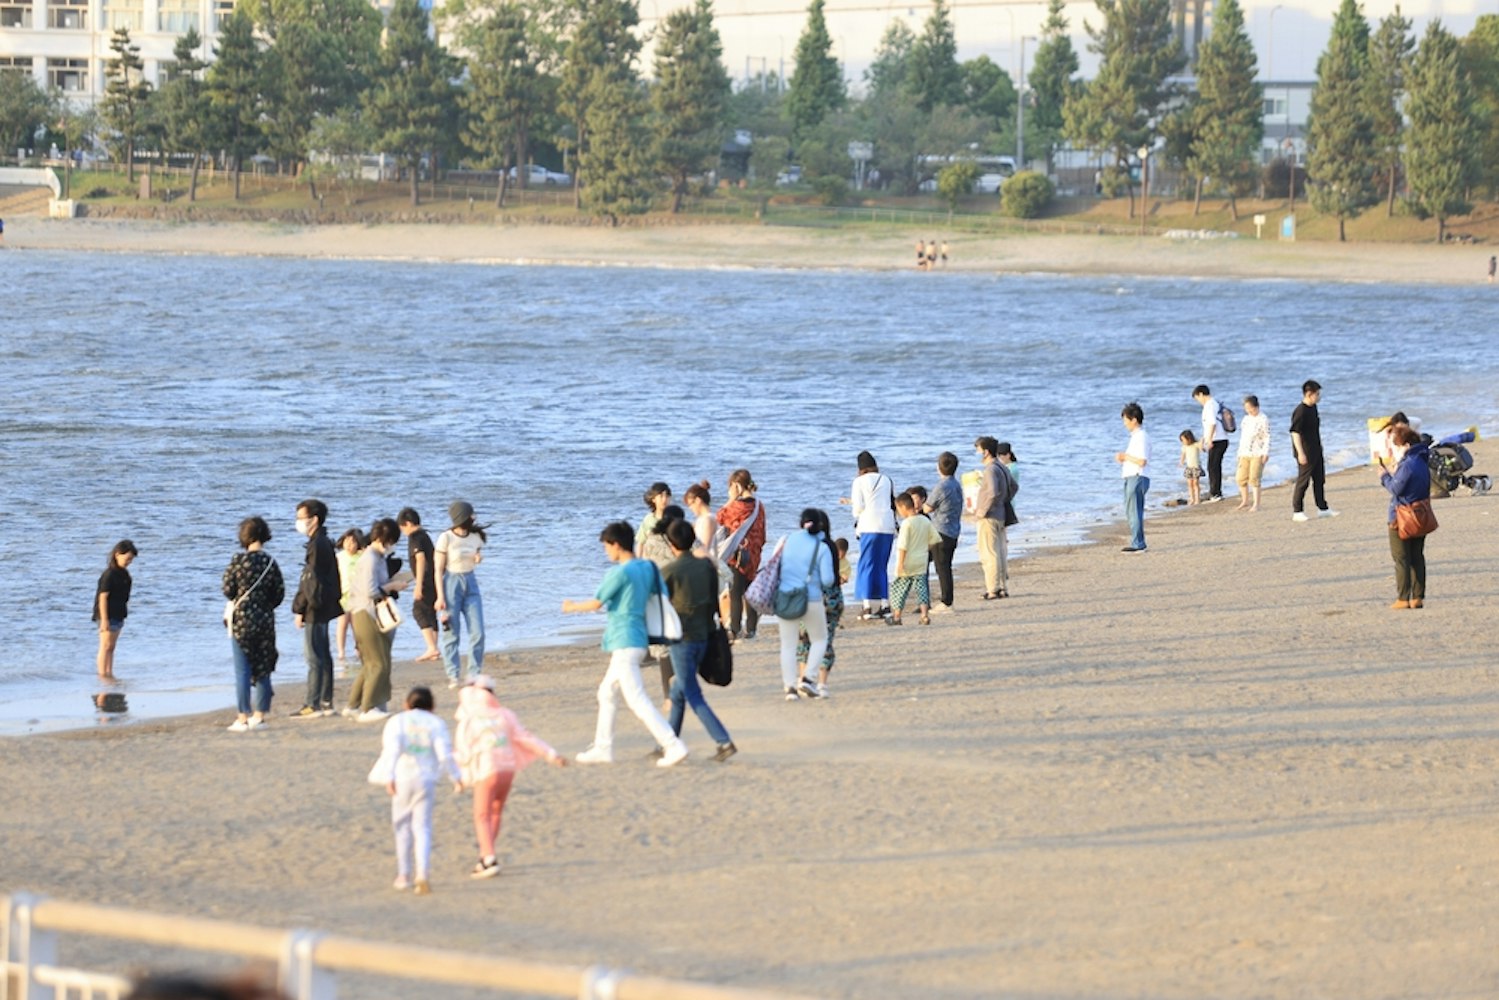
top-left (1388, 526), bottom-right (1427, 602)
top-left (1207, 439), bottom-right (1230, 498)
top-left (932, 532), bottom-right (959, 606)
top-left (728, 569), bottom-right (760, 636)
top-left (1291, 453), bottom-right (1327, 512)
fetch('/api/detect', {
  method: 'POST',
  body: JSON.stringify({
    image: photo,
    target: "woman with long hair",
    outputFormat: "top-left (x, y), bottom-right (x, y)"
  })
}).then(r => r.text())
top-left (715, 469), bottom-right (766, 641)
top-left (435, 501), bottom-right (488, 685)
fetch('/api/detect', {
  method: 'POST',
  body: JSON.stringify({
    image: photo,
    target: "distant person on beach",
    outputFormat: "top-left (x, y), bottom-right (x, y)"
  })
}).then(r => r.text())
top-left (843, 451), bottom-right (897, 620)
top-left (1192, 384), bottom-right (1233, 502)
top-left (1290, 380), bottom-right (1337, 521)
top-left (889, 493), bottom-right (937, 626)
top-left (291, 499), bottom-right (342, 718)
top-left (1116, 402), bottom-right (1151, 552)
top-left (397, 509), bottom-right (441, 663)
top-left (1378, 425), bottom-right (1433, 609)
top-left (1179, 430), bottom-right (1203, 505)
top-left (923, 452), bottom-right (962, 612)
top-left (1489, 256), bottom-right (1496, 283)
top-left (635, 482), bottom-right (672, 556)
top-left (716, 469), bottom-right (766, 640)
top-left (345, 518), bottom-right (412, 722)
top-left (368, 685), bottom-right (461, 896)
top-left (435, 501), bottom-right (487, 686)
top-left (973, 436), bottom-right (1018, 597)
top-left (795, 510), bottom-right (844, 699)
top-left (661, 519), bottom-right (737, 758)
top-left (1235, 396), bottom-right (1270, 511)
top-left (926, 240), bottom-right (939, 269)
top-left (93, 539), bottom-right (138, 680)
top-left (916, 239), bottom-right (927, 270)
top-left (223, 517), bottom-right (284, 733)
top-left (563, 520), bottom-right (691, 766)
top-left (454, 675), bottom-right (565, 879)
top-left (998, 441), bottom-right (1019, 482)
top-left (0, 217), bottom-right (5, 245)
top-left (772, 508), bottom-right (836, 700)
top-left (940, 240), bottom-right (949, 266)
top-left (334, 528), bottom-right (365, 669)
top-left (682, 480), bottom-right (716, 561)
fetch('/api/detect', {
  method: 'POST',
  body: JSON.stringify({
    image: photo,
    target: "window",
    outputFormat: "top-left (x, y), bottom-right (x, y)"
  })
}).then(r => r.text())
top-left (1262, 96), bottom-right (1287, 118)
top-left (213, 0), bottom-right (236, 30)
top-left (0, 1), bottom-right (33, 28)
top-left (0, 56), bottom-right (35, 72)
top-left (158, 0), bottom-right (199, 32)
top-left (48, 57), bottom-right (89, 91)
top-left (102, 0), bottom-right (144, 31)
top-left (47, 0), bottom-right (86, 29)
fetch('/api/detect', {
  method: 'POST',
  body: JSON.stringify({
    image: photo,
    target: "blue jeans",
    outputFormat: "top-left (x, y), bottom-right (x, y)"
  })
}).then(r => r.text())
top-left (232, 639), bottom-right (273, 715)
top-left (302, 619), bottom-right (334, 709)
top-left (667, 640), bottom-right (731, 745)
top-left (440, 571), bottom-right (485, 681)
top-left (1123, 474), bottom-right (1150, 549)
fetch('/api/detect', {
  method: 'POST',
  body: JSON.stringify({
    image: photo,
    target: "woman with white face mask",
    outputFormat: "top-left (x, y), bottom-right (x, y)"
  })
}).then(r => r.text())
top-left (1377, 425), bottom-right (1433, 609)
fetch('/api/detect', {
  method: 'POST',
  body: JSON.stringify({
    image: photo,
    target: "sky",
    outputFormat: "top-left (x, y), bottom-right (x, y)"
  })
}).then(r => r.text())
top-left (649, 0), bottom-right (1495, 93)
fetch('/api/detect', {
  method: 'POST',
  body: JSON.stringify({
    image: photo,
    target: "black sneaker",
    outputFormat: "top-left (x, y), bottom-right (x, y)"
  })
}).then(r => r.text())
top-left (784, 686), bottom-right (801, 701)
top-left (714, 742), bottom-right (738, 762)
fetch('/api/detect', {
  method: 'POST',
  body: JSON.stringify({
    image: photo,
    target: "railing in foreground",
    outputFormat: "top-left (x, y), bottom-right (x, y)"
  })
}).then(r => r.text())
top-left (2, 893), bottom-right (811, 1000)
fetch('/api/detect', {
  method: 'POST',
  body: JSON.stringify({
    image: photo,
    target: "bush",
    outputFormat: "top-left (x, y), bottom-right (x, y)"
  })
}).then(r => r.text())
top-left (1001, 171), bottom-right (1054, 218)
top-left (811, 175), bottom-right (848, 207)
top-left (1261, 158), bottom-right (1308, 199)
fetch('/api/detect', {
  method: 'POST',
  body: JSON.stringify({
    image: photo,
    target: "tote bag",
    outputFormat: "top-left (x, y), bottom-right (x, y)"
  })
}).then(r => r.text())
top-left (1395, 499), bottom-right (1438, 540)
top-left (743, 538), bottom-right (785, 615)
top-left (645, 564), bottom-right (684, 644)
top-left (698, 625), bottom-right (733, 687)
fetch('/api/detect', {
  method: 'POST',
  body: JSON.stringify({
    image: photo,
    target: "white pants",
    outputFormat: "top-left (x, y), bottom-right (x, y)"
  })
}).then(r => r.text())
top-left (391, 776), bottom-right (434, 881)
top-left (778, 605), bottom-right (827, 689)
top-left (593, 647), bottom-right (685, 754)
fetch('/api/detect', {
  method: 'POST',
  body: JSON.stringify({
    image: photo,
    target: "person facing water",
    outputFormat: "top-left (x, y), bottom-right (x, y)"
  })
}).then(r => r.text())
top-left (94, 539), bottom-right (138, 680)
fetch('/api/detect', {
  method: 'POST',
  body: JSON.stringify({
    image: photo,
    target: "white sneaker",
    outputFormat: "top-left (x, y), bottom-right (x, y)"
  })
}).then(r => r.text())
top-left (575, 745), bottom-right (614, 764)
top-left (227, 719), bottom-right (249, 733)
top-left (340, 707), bottom-right (359, 719)
top-left (816, 683), bottom-right (830, 699)
top-left (1292, 511), bottom-right (1310, 522)
top-left (928, 603), bottom-right (954, 615)
top-left (392, 876), bottom-right (410, 891)
top-left (1318, 509), bottom-right (1340, 518)
top-left (357, 707), bottom-right (389, 723)
top-left (657, 742), bottom-right (689, 768)
top-left (245, 715), bottom-right (266, 730)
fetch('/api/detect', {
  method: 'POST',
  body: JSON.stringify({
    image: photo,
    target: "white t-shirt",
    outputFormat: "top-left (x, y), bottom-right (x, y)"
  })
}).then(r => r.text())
top-left (436, 529), bottom-right (483, 574)
top-left (1122, 427), bottom-right (1151, 478)
top-left (850, 472), bottom-right (897, 534)
top-left (1237, 411), bottom-right (1271, 458)
top-left (1201, 397), bottom-right (1232, 445)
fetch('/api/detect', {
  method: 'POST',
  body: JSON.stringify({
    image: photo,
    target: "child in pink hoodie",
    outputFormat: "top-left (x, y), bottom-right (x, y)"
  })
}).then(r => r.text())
top-left (454, 675), bottom-right (566, 878)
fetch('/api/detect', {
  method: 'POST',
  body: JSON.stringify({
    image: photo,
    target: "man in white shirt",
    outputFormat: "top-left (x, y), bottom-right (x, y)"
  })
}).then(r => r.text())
top-left (1115, 402), bottom-right (1151, 552)
top-left (1193, 384), bottom-right (1233, 502)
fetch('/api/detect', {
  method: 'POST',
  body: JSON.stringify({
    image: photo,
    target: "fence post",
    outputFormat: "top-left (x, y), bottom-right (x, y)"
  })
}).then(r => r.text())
top-left (279, 930), bottom-right (336, 1000)
top-left (4, 893), bottom-right (57, 1000)
top-left (578, 965), bottom-right (623, 1000)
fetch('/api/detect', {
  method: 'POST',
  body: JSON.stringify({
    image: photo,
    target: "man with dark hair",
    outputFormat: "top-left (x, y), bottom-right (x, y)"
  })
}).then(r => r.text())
top-left (1290, 380), bottom-right (1338, 521)
top-left (972, 437), bottom-right (1017, 597)
top-left (397, 507), bottom-right (441, 662)
top-left (1115, 403), bottom-right (1151, 552)
top-left (291, 498), bottom-right (343, 717)
top-left (1192, 384), bottom-right (1233, 502)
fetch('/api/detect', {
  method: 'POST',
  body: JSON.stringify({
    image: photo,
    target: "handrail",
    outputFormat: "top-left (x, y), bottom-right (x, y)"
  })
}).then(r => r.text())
top-left (31, 899), bottom-right (285, 959)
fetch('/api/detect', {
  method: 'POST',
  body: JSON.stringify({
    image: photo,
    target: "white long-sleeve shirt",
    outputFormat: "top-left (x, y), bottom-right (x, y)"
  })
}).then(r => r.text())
top-left (849, 472), bottom-right (897, 534)
top-left (369, 709), bottom-right (460, 786)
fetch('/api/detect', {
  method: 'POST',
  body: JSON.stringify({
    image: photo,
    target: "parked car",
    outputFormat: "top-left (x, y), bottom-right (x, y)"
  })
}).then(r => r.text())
top-left (975, 172), bottom-right (1007, 193)
top-left (508, 163), bottom-right (571, 186)
top-left (775, 165), bottom-right (803, 187)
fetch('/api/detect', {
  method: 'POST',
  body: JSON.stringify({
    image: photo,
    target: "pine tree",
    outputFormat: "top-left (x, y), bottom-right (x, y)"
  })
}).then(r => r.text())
top-left (1029, 0), bottom-right (1080, 170)
top-left (1306, 0), bottom-right (1377, 241)
top-left (1405, 19), bottom-right (1481, 242)
top-left (652, 0), bottom-right (730, 213)
top-left (1062, 0), bottom-right (1185, 218)
top-left (864, 20), bottom-right (914, 101)
top-left (204, 10), bottom-right (264, 199)
top-left (1183, 0), bottom-right (1261, 219)
top-left (907, 0), bottom-right (962, 112)
top-left (1461, 16), bottom-right (1499, 199)
top-left (363, 0), bottom-right (459, 206)
top-left (786, 0), bottom-right (844, 142)
top-left (581, 66), bottom-right (653, 222)
top-left (460, 4), bottom-right (543, 206)
top-left (1367, 7), bottom-right (1414, 217)
top-left (102, 27), bottom-right (152, 183)
top-left (560, 0), bottom-right (642, 210)
top-left (156, 29), bottom-right (209, 201)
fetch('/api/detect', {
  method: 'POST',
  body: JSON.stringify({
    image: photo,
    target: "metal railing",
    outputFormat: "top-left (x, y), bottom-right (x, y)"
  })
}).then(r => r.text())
top-left (3, 893), bottom-right (811, 1000)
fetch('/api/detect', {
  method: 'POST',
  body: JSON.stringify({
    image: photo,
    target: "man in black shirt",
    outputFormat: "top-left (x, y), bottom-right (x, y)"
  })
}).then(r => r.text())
top-left (291, 498), bottom-right (343, 716)
top-left (1290, 380), bottom-right (1338, 521)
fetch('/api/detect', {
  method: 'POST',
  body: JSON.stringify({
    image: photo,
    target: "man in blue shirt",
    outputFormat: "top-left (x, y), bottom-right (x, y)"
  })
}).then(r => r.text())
top-left (563, 521), bottom-right (690, 767)
top-left (923, 451), bottom-right (964, 612)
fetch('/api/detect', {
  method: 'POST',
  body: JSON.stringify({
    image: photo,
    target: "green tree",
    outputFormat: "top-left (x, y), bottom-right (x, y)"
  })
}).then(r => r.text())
top-left (1028, 0), bottom-right (1080, 170)
top-left (907, 0), bottom-right (962, 112)
top-left (559, 0), bottom-right (642, 209)
top-left (959, 55), bottom-right (1015, 129)
top-left (364, 0), bottom-right (459, 206)
top-left (1001, 169), bottom-right (1054, 217)
top-left (1367, 6), bottom-right (1414, 216)
top-left (306, 109), bottom-right (375, 204)
top-left (1306, 0), bottom-right (1377, 241)
top-left (0, 70), bottom-right (52, 162)
top-left (49, 103), bottom-right (99, 198)
top-left (1183, 0), bottom-right (1261, 218)
top-left (581, 67), bottom-right (652, 221)
top-left (785, 0), bottom-right (844, 142)
top-left (1404, 19), bottom-right (1481, 242)
top-left (864, 19), bottom-right (914, 100)
top-left (1063, 0), bottom-right (1185, 218)
top-left (652, 0), bottom-right (729, 213)
top-left (1460, 16), bottom-right (1499, 198)
top-left (155, 29), bottom-right (210, 201)
top-left (460, 4), bottom-right (543, 206)
top-left (204, 10), bottom-right (265, 199)
top-left (102, 26), bottom-right (153, 182)
top-left (935, 158), bottom-right (978, 215)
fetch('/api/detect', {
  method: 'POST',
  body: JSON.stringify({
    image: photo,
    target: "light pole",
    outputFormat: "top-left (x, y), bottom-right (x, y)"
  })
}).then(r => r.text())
top-left (1017, 35), bottom-right (1036, 173)
top-left (1138, 144), bottom-right (1150, 238)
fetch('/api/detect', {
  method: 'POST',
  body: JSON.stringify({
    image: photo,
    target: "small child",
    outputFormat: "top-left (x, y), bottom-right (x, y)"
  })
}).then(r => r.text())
top-left (890, 494), bottom-right (938, 626)
top-left (835, 538), bottom-right (852, 585)
top-left (367, 686), bottom-right (461, 896)
top-left (335, 528), bottom-right (365, 669)
top-left (1180, 430), bottom-right (1204, 505)
top-left (93, 540), bottom-right (138, 680)
top-left (454, 675), bottom-right (566, 879)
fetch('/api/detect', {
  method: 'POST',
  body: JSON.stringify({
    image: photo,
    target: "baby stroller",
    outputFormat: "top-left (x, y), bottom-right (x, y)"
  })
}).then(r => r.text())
top-left (1426, 437), bottom-right (1490, 497)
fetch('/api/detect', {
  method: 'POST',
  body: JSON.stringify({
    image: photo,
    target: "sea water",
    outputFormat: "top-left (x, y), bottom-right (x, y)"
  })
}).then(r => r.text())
top-left (3, 249), bottom-right (1496, 731)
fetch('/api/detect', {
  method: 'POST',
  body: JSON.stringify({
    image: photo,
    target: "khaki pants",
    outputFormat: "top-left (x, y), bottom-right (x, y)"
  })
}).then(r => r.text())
top-left (350, 610), bottom-right (394, 712)
top-left (977, 517), bottom-right (1008, 595)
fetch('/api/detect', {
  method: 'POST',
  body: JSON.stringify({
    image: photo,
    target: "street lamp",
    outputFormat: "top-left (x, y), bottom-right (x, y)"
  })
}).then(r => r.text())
top-left (1137, 144), bottom-right (1150, 238)
top-left (1017, 35), bottom-right (1037, 173)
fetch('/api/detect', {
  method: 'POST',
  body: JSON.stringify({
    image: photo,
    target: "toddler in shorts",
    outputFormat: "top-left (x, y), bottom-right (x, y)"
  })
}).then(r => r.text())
top-left (1180, 430), bottom-right (1203, 505)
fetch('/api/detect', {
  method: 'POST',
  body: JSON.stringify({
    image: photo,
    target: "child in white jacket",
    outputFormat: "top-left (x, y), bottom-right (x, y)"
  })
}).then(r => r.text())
top-left (368, 686), bottom-right (461, 895)
top-left (454, 675), bottom-right (566, 879)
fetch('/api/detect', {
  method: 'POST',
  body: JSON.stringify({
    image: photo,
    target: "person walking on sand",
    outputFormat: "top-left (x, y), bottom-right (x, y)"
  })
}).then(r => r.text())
top-left (435, 501), bottom-right (488, 686)
top-left (796, 509), bottom-right (845, 699)
top-left (661, 519), bottom-right (737, 759)
top-left (367, 685), bottom-right (462, 896)
top-left (563, 521), bottom-right (691, 767)
top-left (1290, 380), bottom-right (1338, 521)
top-left (291, 499), bottom-right (342, 718)
top-left (772, 509), bottom-right (836, 701)
top-left (454, 675), bottom-right (566, 879)
top-left (397, 509), bottom-right (441, 663)
top-left (843, 451), bottom-right (897, 620)
top-left (1192, 384), bottom-right (1233, 502)
top-left (1378, 425), bottom-right (1433, 610)
top-left (223, 517), bottom-right (284, 733)
top-left (716, 469), bottom-right (766, 640)
top-left (345, 518), bottom-right (412, 722)
top-left (973, 436), bottom-right (1017, 597)
top-left (1235, 395), bottom-right (1270, 511)
top-left (923, 452), bottom-right (962, 613)
top-left (1116, 402), bottom-right (1151, 552)
top-left (93, 540), bottom-right (138, 680)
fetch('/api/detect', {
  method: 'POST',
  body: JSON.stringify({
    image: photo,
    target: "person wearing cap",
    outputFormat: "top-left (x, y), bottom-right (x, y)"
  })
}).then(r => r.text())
top-left (454, 675), bottom-right (566, 879)
top-left (434, 501), bottom-right (487, 687)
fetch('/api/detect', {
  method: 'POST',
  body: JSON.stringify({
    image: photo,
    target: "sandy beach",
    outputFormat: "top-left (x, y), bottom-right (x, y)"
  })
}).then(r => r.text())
top-left (6, 214), bottom-right (1499, 285)
top-left (3, 443), bottom-right (1497, 998)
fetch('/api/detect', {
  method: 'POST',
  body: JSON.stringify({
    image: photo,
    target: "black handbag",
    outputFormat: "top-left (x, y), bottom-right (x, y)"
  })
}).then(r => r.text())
top-left (699, 626), bottom-right (733, 687)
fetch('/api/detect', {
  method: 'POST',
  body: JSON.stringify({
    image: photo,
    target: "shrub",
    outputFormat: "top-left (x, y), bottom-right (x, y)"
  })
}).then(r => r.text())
top-left (1001, 171), bottom-right (1054, 218)
top-left (812, 175), bottom-right (848, 206)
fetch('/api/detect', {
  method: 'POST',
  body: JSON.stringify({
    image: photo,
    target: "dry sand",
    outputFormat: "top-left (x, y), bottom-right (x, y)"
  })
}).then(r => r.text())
top-left (6, 214), bottom-right (1499, 285)
top-left (3, 446), bottom-right (1498, 999)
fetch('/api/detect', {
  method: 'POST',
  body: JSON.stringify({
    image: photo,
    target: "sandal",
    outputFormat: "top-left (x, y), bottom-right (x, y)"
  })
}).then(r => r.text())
top-left (919, 612), bottom-right (931, 625)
